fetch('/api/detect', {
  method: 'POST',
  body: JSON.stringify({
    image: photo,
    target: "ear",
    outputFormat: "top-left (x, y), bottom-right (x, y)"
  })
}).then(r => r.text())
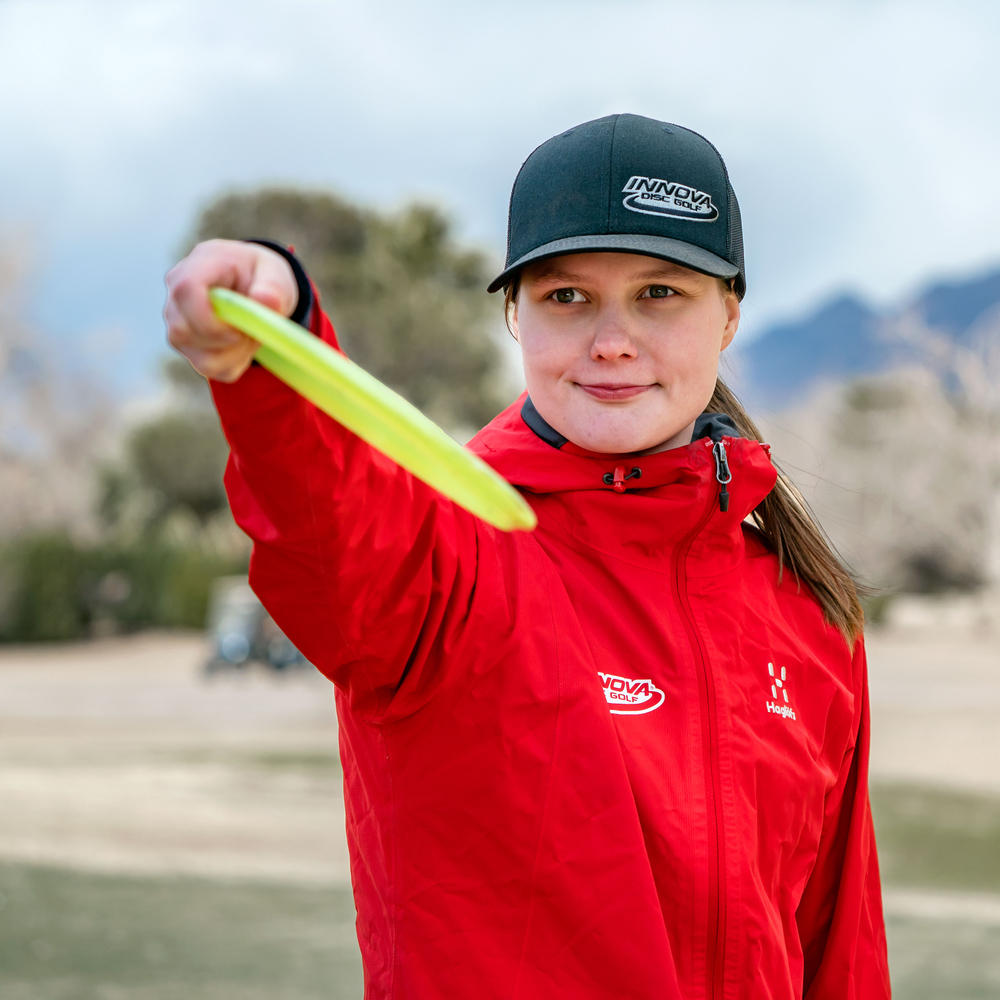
top-left (720, 290), bottom-right (740, 352)
top-left (508, 300), bottom-right (520, 343)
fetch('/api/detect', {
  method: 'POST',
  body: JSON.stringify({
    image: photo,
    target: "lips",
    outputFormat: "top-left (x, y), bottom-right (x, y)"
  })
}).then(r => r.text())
top-left (578, 383), bottom-right (653, 401)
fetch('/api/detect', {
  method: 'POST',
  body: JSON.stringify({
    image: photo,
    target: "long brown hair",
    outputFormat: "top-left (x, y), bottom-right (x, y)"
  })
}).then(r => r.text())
top-left (705, 378), bottom-right (864, 646)
top-left (503, 277), bottom-right (865, 646)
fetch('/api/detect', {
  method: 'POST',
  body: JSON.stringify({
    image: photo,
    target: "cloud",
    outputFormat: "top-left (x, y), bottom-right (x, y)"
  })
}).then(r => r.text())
top-left (1, 0), bottom-right (998, 392)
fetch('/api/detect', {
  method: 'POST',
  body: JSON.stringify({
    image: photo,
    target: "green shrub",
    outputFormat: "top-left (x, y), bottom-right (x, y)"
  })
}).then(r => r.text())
top-left (0, 532), bottom-right (248, 642)
top-left (0, 533), bottom-right (88, 641)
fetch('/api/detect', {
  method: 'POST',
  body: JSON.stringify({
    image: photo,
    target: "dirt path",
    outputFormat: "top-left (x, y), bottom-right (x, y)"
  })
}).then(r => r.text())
top-left (0, 625), bottom-right (997, 883)
top-left (866, 625), bottom-right (1000, 794)
top-left (0, 633), bottom-right (348, 882)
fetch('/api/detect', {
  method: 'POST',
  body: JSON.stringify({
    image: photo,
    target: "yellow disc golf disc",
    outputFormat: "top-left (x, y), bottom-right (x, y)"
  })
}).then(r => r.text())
top-left (209, 288), bottom-right (536, 533)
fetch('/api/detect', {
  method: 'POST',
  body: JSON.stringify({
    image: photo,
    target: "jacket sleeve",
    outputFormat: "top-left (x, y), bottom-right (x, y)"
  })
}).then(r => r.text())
top-left (795, 637), bottom-right (891, 998)
top-left (209, 266), bottom-right (499, 721)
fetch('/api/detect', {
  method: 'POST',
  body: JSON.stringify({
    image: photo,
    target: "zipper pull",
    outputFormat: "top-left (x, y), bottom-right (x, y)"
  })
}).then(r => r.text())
top-left (712, 440), bottom-right (732, 512)
top-left (602, 465), bottom-right (642, 493)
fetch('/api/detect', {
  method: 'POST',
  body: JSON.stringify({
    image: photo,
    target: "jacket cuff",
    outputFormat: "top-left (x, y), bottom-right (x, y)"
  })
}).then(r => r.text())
top-left (245, 239), bottom-right (314, 328)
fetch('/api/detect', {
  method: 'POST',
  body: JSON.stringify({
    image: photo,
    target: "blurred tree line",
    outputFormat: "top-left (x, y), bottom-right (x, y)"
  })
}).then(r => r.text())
top-left (2, 187), bottom-right (995, 641)
top-left (193, 189), bottom-right (510, 434)
top-left (756, 310), bottom-right (1000, 611)
top-left (0, 189), bottom-right (512, 641)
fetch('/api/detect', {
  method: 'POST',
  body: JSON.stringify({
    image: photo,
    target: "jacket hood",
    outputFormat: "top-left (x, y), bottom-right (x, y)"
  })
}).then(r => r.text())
top-left (468, 394), bottom-right (778, 550)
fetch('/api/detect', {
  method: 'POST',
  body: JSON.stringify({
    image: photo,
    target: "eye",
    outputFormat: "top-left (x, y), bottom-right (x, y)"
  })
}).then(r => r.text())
top-left (641, 284), bottom-right (675, 299)
top-left (549, 287), bottom-right (585, 304)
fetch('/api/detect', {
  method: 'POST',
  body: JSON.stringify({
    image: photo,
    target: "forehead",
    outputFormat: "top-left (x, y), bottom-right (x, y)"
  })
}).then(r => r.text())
top-left (521, 252), bottom-right (705, 284)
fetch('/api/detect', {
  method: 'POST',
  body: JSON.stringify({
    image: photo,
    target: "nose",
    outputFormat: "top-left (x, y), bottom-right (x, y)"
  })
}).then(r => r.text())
top-left (590, 306), bottom-right (638, 361)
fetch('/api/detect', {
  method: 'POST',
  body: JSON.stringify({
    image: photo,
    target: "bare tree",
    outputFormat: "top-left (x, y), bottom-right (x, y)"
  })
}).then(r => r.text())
top-left (0, 241), bottom-right (114, 540)
top-left (884, 303), bottom-right (1000, 588)
top-left (758, 306), bottom-right (999, 596)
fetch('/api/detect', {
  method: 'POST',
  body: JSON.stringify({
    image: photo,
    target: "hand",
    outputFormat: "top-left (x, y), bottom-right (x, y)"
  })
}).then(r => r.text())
top-left (163, 239), bottom-right (299, 382)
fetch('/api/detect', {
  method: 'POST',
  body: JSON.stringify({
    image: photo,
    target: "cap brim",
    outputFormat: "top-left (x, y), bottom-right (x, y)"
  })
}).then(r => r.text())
top-left (486, 234), bottom-right (740, 293)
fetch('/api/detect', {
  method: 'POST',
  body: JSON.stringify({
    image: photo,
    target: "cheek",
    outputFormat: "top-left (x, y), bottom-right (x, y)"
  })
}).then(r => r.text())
top-left (517, 337), bottom-right (553, 398)
top-left (517, 323), bottom-right (569, 379)
top-left (677, 303), bottom-right (728, 363)
top-left (521, 352), bottom-right (569, 408)
top-left (653, 331), bottom-right (723, 406)
top-left (657, 326), bottom-right (719, 375)
top-left (688, 347), bottom-right (723, 393)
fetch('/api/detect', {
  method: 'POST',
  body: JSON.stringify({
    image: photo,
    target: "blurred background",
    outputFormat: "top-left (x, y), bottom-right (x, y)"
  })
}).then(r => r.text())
top-left (1, 0), bottom-right (998, 996)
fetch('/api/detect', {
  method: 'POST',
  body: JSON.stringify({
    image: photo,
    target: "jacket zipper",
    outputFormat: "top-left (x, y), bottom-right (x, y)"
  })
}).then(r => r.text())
top-left (712, 441), bottom-right (732, 513)
top-left (675, 439), bottom-right (733, 998)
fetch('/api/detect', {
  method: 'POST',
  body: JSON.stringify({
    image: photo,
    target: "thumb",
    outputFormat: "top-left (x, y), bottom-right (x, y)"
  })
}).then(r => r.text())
top-left (246, 247), bottom-right (299, 318)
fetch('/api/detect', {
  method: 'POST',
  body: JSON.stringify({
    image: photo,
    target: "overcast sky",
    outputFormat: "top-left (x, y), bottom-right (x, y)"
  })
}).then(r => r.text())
top-left (2, 0), bottom-right (998, 401)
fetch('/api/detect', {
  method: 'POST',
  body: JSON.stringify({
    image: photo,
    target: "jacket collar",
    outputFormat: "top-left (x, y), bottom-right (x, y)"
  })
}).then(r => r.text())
top-left (468, 394), bottom-right (778, 555)
top-left (520, 396), bottom-right (740, 453)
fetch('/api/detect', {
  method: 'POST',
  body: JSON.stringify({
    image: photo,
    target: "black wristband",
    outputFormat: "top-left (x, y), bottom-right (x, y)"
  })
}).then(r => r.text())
top-left (245, 239), bottom-right (314, 327)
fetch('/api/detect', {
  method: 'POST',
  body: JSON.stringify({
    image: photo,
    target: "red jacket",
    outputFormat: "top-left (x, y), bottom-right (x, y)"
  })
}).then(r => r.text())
top-left (211, 291), bottom-right (890, 999)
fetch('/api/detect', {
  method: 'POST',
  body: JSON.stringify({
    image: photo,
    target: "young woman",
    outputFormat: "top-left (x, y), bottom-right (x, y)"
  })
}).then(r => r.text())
top-left (164, 114), bottom-right (890, 999)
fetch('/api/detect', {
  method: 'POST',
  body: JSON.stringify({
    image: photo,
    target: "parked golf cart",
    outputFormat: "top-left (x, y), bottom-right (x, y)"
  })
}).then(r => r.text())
top-left (203, 575), bottom-right (307, 674)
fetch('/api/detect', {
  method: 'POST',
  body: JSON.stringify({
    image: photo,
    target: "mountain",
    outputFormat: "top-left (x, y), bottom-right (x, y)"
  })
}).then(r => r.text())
top-left (730, 264), bottom-right (1000, 413)
top-left (910, 269), bottom-right (1000, 344)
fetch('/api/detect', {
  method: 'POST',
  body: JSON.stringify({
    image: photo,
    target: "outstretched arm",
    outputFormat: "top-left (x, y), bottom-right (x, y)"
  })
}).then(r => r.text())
top-left (164, 240), bottom-right (494, 720)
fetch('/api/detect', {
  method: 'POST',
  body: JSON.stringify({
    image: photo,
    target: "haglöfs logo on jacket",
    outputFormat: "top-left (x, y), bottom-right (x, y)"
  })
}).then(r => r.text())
top-left (599, 672), bottom-right (666, 715)
top-left (766, 662), bottom-right (796, 721)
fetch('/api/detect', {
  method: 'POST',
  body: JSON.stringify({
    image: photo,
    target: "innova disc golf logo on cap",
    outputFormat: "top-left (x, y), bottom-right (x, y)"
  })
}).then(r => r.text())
top-left (622, 175), bottom-right (719, 221)
top-left (599, 672), bottom-right (666, 715)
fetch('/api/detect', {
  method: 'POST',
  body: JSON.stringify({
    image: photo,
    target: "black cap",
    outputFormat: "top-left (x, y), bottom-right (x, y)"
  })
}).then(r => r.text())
top-left (488, 114), bottom-right (745, 299)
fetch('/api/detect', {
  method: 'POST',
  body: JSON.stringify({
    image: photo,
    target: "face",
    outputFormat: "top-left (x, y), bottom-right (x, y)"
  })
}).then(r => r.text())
top-left (510, 252), bottom-right (740, 456)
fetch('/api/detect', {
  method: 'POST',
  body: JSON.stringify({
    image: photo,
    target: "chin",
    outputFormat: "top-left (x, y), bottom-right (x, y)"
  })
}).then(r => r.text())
top-left (575, 430), bottom-right (659, 456)
top-left (605, 430), bottom-right (695, 457)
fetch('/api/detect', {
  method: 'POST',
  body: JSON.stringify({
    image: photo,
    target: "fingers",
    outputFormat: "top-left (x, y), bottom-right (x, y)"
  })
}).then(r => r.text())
top-left (178, 338), bottom-right (259, 383)
top-left (166, 310), bottom-right (258, 383)
top-left (164, 240), bottom-right (253, 348)
top-left (164, 293), bottom-right (247, 352)
top-left (163, 239), bottom-right (298, 381)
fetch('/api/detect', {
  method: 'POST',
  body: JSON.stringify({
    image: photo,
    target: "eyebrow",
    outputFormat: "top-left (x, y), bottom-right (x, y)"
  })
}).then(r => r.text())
top-left (526, 264), bottom-right (694, 283)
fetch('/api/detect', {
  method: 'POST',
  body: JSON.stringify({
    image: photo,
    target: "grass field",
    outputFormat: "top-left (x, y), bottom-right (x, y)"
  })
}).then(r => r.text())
top-left (873, 784), bottom-right (1000, 997)
top-left (1, 781), bottom-right (999, 999)
top-left (2, 629), bottom-right (999, 996)
top-left (0, 862), bottom-right (363, 1000)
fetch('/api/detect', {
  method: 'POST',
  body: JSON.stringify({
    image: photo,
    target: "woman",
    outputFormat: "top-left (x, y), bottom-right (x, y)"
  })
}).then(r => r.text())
top-left (164, 114), bottom-right (890, 998)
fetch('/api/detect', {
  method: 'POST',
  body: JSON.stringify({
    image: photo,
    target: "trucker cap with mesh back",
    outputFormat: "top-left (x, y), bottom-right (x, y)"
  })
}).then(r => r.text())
top-left (487, 113), bottom-right (746, 299)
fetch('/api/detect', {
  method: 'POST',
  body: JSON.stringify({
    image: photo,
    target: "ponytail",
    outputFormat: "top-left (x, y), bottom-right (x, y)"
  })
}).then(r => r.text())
top-left (705, 378), bottom-right (865, 646)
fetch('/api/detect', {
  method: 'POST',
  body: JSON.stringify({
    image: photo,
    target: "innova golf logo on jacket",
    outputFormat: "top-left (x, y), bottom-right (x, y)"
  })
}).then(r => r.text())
top-left (599, 672), bottom-right (666, 715)
top-left (621, 175), bottom-right (719, 221)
